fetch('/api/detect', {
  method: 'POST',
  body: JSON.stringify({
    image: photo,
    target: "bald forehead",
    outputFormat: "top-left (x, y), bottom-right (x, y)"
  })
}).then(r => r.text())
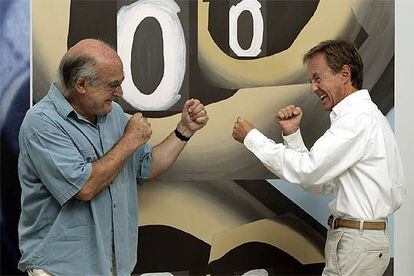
top-left (68, 39), bottom-right (122, 66)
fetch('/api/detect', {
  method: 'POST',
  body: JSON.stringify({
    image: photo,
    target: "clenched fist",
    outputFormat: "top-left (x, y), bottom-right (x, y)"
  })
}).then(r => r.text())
top-left (124, 113), bottom-right (152, 150)
top-left (232, 117), bottom-right (254, 143)
top-left (177, 99), bottom-right (209, 137)
top-left (276, 105), bottom-right (303, 136)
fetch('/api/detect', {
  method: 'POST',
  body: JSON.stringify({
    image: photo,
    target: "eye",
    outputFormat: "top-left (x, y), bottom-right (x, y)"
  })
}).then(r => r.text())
top-left (109, 84), bottom-right (118, 90)
top-left (108, 82), bottom-right (122, 91)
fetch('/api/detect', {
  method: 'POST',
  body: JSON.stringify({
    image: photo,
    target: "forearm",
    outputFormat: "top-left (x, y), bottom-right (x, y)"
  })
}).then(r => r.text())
top-left (148, 98), bottom-right (208, 180)
top-left (150, 131), bottom-right (187, 180)
top-left (282, 128), bottom-right (309, 153)
top-left (76, 138), bottom-right (136, 200)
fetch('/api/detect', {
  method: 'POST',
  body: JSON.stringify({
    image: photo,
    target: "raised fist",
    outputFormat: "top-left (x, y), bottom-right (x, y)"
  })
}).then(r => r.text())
top-left (124, 113), bottom-right (152, 149)
top-left (276, 105), bottom-right (303, 136)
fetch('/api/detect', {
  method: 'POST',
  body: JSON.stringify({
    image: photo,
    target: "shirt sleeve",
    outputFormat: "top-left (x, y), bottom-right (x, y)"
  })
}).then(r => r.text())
top-left (25, 128), bottom-right (92, 206)
top-left (134, 143), bottom-right (153, 185)
top-left (282, 129), bottom-right (335, 195)
top-left (244, 114), bottom-right (367, 188)
top-left (282, 128), bottom-right (309, 153)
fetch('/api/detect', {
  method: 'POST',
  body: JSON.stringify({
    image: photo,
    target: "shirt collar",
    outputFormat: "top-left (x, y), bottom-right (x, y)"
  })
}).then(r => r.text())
top-left (48, 83), bottom-right (107, 125)
top-left (48, 83), bottom-right (75, 119)
top-left (330, 89), bottom-right (371, 121)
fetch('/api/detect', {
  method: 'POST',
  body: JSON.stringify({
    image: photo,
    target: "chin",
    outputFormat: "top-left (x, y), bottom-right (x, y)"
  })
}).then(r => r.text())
top-left (100, 103), bottom-right (113, 115)
top-left (323, 104), bottom-right (333, 111)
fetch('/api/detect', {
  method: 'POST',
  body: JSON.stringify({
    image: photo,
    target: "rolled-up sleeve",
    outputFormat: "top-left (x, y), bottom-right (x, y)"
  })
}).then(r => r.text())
top-left (134, 143), bottom-right (153, 185)
top-left (25, 129), bottom-right (92, 205)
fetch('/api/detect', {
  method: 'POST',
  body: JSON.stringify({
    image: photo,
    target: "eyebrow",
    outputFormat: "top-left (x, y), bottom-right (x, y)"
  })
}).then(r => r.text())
top-left (108, 76), bottom-right (125, 86)
top-left (308, 73), bottom-right (319, 83)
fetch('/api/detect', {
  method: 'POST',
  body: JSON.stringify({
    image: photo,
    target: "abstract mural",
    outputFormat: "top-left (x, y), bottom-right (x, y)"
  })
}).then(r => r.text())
top-left (28, 0), bottom-right (396, 274)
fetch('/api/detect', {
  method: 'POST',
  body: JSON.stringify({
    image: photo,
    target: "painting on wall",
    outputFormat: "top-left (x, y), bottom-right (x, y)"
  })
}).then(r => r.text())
top-left (32, 0), bottom-right (395, 274)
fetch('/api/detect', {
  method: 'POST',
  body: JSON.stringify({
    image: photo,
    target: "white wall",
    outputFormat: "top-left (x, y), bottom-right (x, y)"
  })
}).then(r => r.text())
top-left (395, 0), bottom-right (414, 275)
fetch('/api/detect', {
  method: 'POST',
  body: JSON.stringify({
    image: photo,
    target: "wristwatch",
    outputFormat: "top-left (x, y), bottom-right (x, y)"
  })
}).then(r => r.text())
top-left (174, 128), bottom-right (191, 142)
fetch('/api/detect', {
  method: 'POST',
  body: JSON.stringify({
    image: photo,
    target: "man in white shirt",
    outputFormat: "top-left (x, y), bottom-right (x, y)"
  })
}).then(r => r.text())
top-left (232, 40), bottom-right (406, 276)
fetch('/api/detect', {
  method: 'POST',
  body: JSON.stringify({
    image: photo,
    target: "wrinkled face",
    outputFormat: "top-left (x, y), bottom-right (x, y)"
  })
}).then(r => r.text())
top-left (82, 60), bottom-right (124, 119)
top-left (306, 53), bottom-right (344, 111)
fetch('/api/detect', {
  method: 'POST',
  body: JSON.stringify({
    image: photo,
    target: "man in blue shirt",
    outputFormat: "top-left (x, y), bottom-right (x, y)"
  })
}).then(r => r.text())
top-left (18, 39), bottom-right (209, 275)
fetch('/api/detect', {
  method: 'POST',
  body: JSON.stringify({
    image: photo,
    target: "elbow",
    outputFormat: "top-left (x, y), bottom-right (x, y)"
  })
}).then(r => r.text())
top-left (148, 171), bottom-right (157, 181)
top-left (148, 164), bottom-right (169, 182)
top-left (282, 168), bottom-right (324, 186)
top-left (75, 186), bottom-right (95, 201)
top-left (148, 170), bottom-right (160, 182)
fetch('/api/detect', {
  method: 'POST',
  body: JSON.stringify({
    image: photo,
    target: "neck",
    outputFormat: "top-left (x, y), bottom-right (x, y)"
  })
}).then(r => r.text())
top-left (341, 85), bottom-right (359, 101)
top-left (65, 90), bottom-right (97, 124)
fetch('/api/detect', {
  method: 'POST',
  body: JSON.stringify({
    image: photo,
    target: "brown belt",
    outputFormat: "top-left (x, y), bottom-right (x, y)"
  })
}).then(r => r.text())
top-left (328, 216), bottom-right (386, 230)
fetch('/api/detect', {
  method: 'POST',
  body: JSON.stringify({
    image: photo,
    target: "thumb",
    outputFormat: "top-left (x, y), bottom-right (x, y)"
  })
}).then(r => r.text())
top-left (293, 107), bottom-right (303, 116)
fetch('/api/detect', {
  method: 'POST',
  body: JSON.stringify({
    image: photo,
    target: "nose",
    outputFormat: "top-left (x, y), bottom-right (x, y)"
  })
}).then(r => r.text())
top-left (113, 86), bottom-right (123, 97)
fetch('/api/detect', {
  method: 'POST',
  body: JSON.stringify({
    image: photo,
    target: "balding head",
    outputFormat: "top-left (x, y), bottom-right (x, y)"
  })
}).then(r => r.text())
top-left (67, 39), bottom-right (121, 66)
top-left (58, 39), bottom-right (122, 95)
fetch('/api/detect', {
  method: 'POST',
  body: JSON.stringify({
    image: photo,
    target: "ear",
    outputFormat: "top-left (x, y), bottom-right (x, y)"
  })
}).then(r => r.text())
top-left (74, 77), bottom-right (87, 94)
top-left (341, 65), bottom-right (352, 83)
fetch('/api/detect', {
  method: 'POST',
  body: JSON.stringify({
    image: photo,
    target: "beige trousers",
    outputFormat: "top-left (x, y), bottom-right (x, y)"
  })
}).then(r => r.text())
top-left (27, 269), bottom-right (52, 276)
top-left (322, 227), bottom-right (390, 276)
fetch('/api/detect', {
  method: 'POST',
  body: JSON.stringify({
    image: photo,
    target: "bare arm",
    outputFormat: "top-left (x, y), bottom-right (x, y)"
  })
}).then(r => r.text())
top-left (149, 131), bottom-right (187, 180)
top-left (76, 113), bottom-right (152, 201)
top-left (149, 99), bottom-right (209, 180)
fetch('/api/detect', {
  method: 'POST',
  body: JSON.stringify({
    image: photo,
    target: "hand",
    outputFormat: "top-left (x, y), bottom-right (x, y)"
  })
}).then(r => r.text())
top-left (177, 99), bottom-right (209, 137)
top-left (276, 105), bottom-right (303, 136)
top-left (232, 117), bottom-right (254, 143)
top-left (123, 113), bottom-right (152, 149)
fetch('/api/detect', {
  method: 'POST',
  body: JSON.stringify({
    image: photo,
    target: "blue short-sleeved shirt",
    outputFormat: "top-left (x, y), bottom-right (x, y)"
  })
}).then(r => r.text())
top-left (18, 84), bottom-right (152, 275)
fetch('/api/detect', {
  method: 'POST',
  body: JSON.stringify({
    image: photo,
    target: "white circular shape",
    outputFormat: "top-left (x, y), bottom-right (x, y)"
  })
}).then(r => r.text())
top-left (229, 0), bottom-right (264, 57)
top-left (117, 0), bottom-right (186, 110)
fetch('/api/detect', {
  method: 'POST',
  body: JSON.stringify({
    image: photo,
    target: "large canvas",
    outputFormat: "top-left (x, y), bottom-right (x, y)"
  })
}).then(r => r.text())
top-left (28, 0), bottom-right (396, 274)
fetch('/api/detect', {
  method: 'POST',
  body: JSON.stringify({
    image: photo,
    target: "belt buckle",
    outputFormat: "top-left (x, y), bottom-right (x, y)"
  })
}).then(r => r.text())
top-left (332, 217), bottom-right (339, 230)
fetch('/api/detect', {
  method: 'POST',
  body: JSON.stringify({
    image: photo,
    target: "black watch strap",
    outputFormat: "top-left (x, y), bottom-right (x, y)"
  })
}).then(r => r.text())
top-left (174, 128), bottom-right (191, 142)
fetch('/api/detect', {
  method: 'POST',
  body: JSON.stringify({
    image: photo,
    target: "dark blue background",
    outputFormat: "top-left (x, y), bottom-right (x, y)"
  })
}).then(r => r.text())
top-left (1, 0), bottom-right (30, 274)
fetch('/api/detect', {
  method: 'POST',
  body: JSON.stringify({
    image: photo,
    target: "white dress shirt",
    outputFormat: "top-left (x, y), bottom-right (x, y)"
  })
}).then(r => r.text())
top-left (244, 90), bottom-right (406, 220)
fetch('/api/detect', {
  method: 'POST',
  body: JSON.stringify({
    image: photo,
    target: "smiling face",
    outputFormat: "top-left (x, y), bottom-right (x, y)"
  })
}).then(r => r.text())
top-left (306, 53), bottom-right (350, 111)
top-left (65, 39), bottom-right (125, 123)
top-left (81, 59), bottom-right (124, 119)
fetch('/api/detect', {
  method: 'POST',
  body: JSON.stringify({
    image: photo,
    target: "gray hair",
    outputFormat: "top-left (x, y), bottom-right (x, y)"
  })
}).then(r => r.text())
top-left (57, 53), bottom-right (101, 96)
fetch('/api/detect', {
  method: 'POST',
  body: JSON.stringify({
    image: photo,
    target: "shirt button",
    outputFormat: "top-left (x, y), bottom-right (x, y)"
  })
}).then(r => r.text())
top-left (113, 204), bottom-right (116, 208)
top-left (379, 253), bottom-right (383, 258)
